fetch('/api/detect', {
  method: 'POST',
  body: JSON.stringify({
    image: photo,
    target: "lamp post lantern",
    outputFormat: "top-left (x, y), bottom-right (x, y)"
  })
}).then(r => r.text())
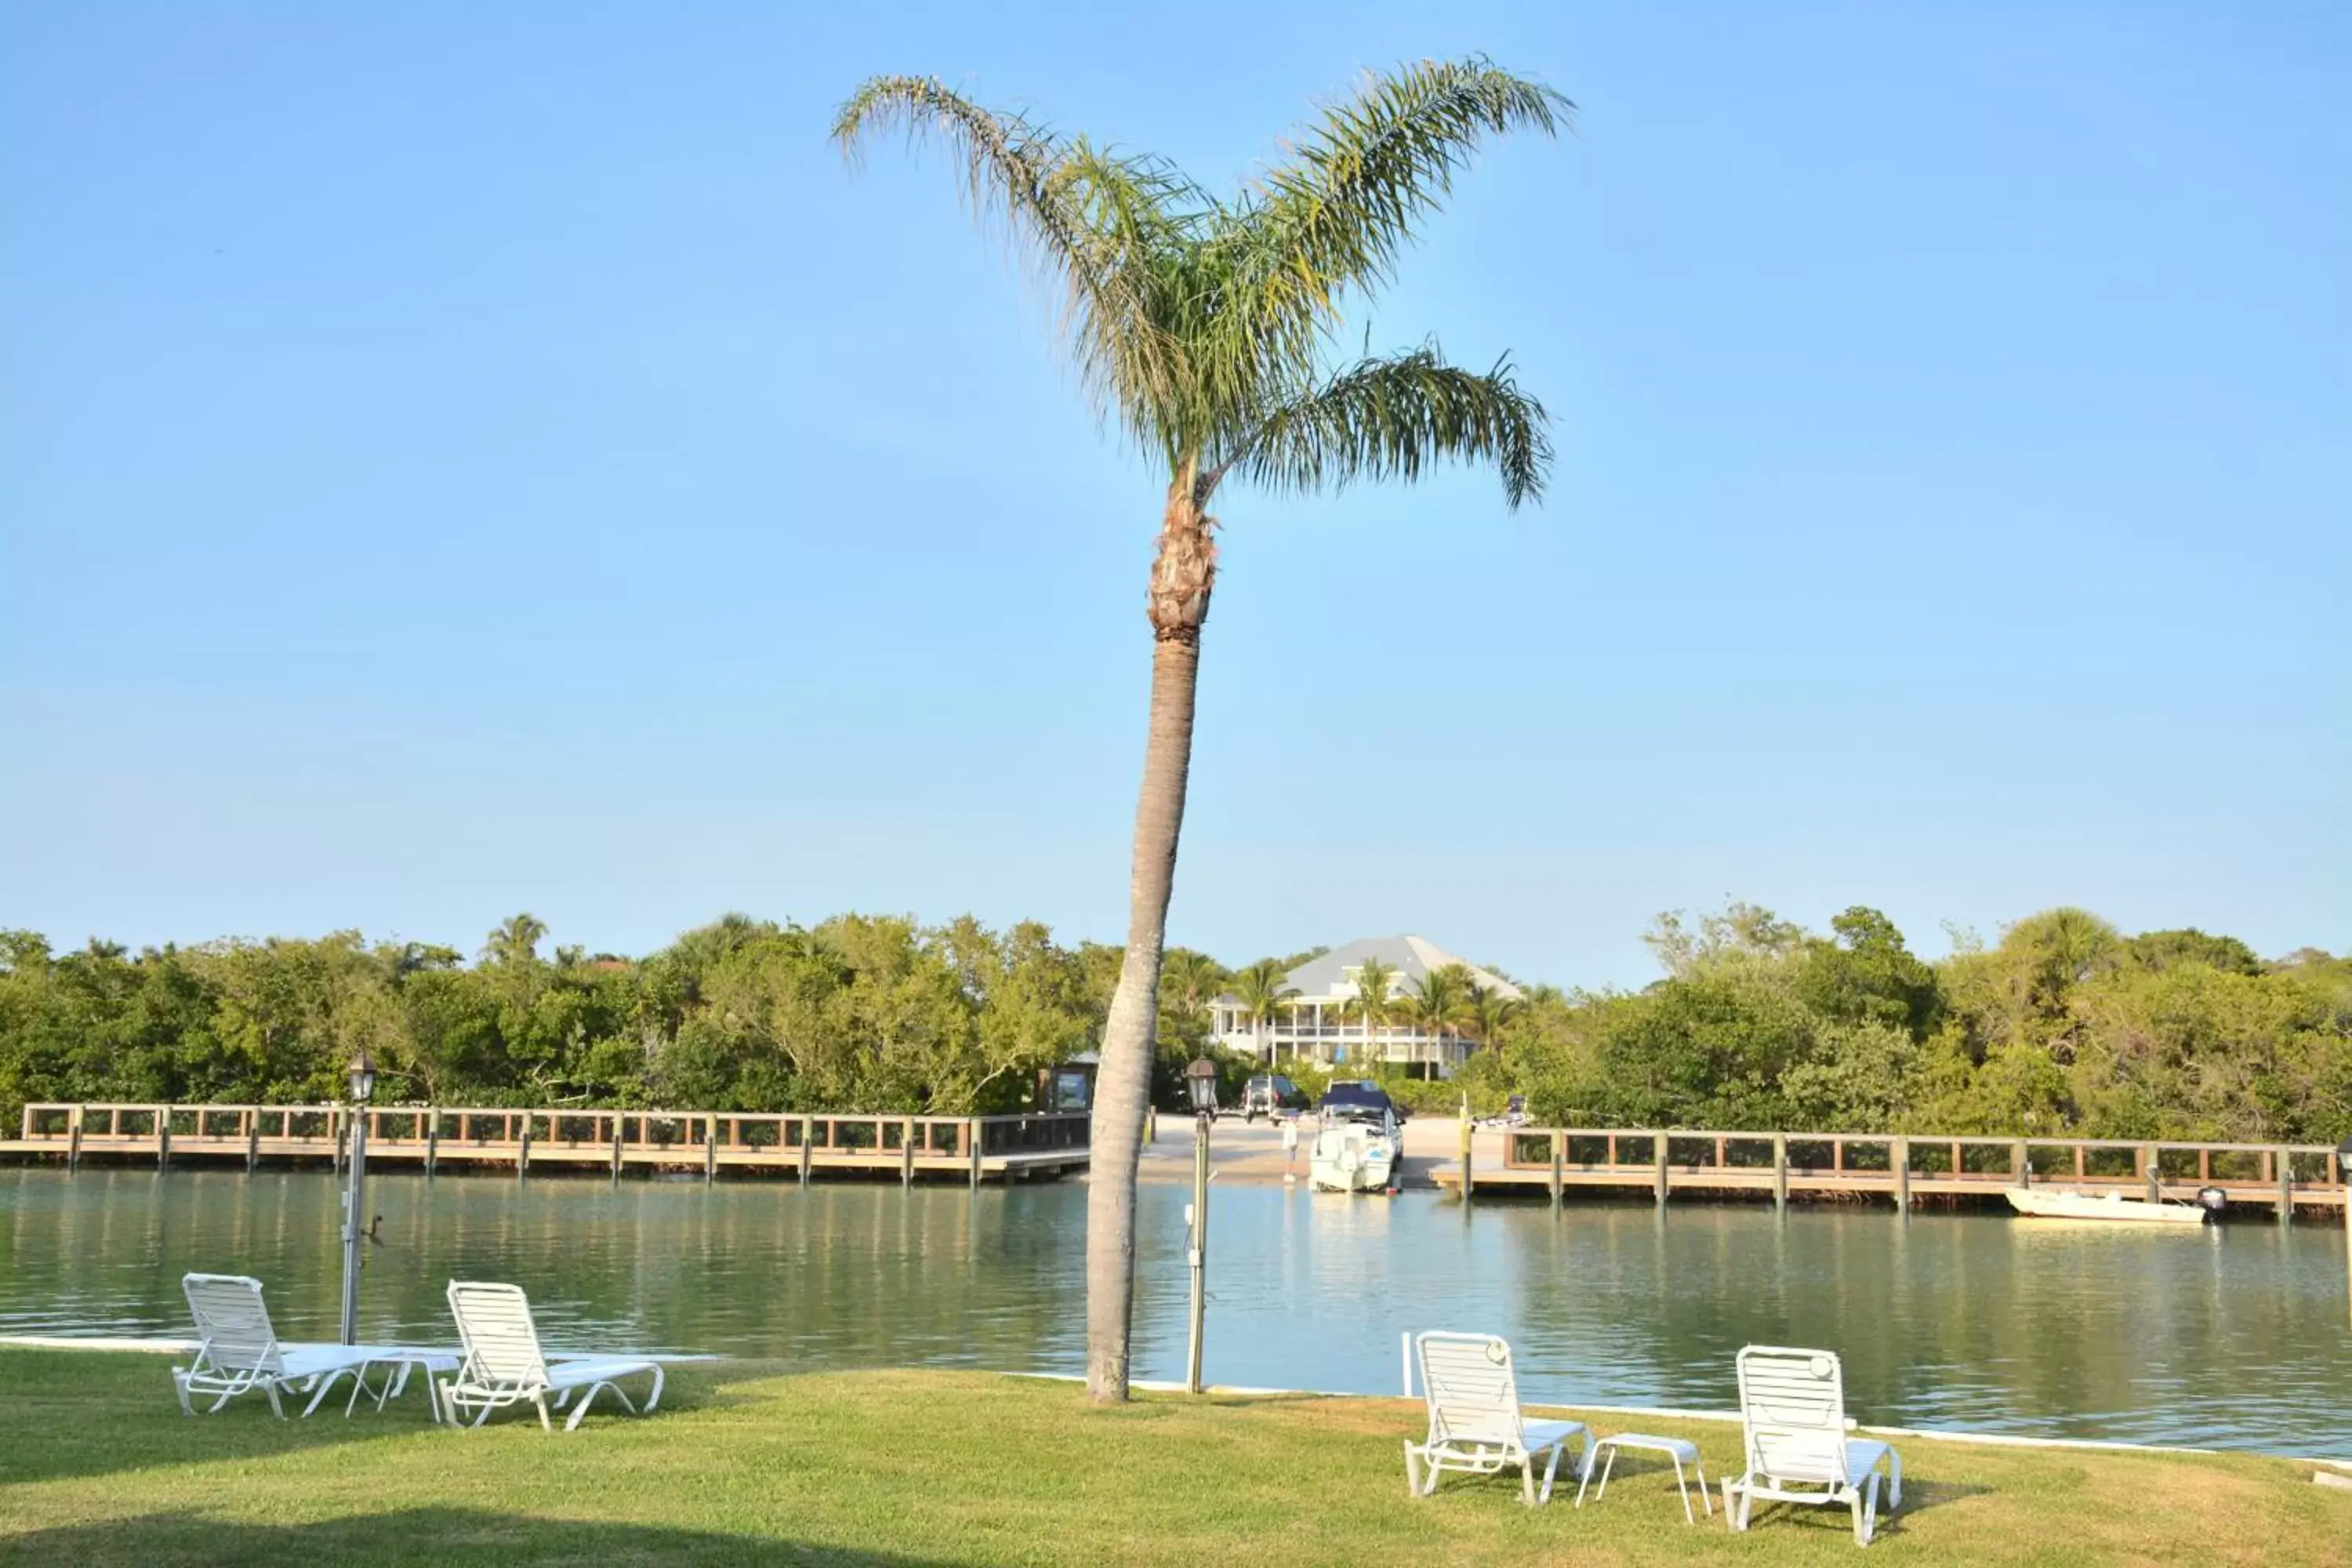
top-left (338, 1048), bottom-right (376, 1347)
top-left (1183, 1058), bottom-right (1218, 1394)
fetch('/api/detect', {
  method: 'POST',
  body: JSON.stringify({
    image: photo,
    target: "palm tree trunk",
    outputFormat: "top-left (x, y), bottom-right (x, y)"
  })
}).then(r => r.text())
top-left (1086, 472), bottom-right (1214, 1405)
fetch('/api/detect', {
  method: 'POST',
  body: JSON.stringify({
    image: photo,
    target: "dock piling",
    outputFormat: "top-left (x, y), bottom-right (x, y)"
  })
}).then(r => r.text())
top-left (901, 1117), bottom-right (915, 1187)
top-left (517, 1117), bottom-right (531, 1181)
top-left (66, 1109), bottom-right (82, 1174)
top-left (1457, 1111), bottom-right (1473, 1200)
top-left (2013, 1139), bottom-right (2030, 1189)
top-left (2143, 1143), bottom-right (2161, 1204)
top-left (425, 1117), bottom-right (437, 1178)
top-left (1893, 1136), bottom-right (1911, 1214)
top-left (1652, 1133), bottom-right (1668, 1207)
top-left (706, 1119), bottom-right (717, 1185)
top-left (967, 1119), bottom-right (982, 1189)
top-left (798, 1117), bottom-right (813, 1185)
top-left (157, 1108), bottom-right (171, 1173)
top-left (2275, 1146), bottom-right (2292, 1223)
top-left (1772, 1134), bottom-right (1788, 1211)
top-left (1548, 1131), bottom-right (1563, 1209)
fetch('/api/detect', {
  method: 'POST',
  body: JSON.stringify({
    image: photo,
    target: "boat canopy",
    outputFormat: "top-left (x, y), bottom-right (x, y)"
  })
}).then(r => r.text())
top-left (1319, 1082), bottom-right (1399, 1122)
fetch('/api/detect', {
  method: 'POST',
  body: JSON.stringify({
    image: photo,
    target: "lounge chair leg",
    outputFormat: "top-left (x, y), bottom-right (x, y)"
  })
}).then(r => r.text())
top-left (1671, 1455), bottom-right (1694, 1525)
top-left (1886, 1448), bottom-right (1902, 1508)
top-left (172, 1369), bottom-right (194, 1417)
top-left (302, 1369), bottom-right (350, 1417)
top-left (1595, 1445), bottom-right (1620, 1504)
top-left (1403, 1440), bottom-right (1423, 1497)
top-left (644, 1364), bottom-right (663, 1414)
top-left (1854, 1475), bottom-right (1879, 1546)
top-left (535, 1395), bottom-right (553, 1432)
top-left (264, 1382), bottom-right (285, 1420)
top-left (566, 1384), bottom-right (604, 1432)
top-left (1695, 1460), bottom-right (1712, 1517)
top-left (1537, 1442), bottom-right (1563, 1506)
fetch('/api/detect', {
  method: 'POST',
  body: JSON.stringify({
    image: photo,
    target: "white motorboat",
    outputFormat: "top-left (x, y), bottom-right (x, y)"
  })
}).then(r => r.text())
top-left (1311, 1112), bottom-right (1399, 1192)
top-left (2004, 1188), bottom-right (2212, 1225)
top-left (1310, 1083), bottom-right (1402, 1193)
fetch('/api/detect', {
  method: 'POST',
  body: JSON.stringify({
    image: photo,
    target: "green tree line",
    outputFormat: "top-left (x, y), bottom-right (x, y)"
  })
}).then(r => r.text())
top-left (1469, 904), bottom-right (2352, 1144)
top-left (3, 905), bottom-right (2345, 1143)
top-left (0, 914), bottom-right (1123, 1120)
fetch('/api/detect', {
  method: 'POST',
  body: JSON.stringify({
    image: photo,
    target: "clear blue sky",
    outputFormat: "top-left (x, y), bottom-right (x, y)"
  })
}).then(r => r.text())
top-left (4, 2), bottom-right (2346, 989)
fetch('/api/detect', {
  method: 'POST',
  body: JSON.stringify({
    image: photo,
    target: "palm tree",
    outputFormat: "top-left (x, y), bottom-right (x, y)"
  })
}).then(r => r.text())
top-left (1399, 964), bottom-right (1471, 1076)
top-left (835, 58), bottom-right (1566, 1404)
top-left (1159, 949), bottom-right (1229, 1014)
top-left (1461, 980), bottom-right (1523, 1058)
top-left (1346, 957), bottom-right (1398, 1069)
top-left (481, 913), bottom-right (546, 971)
top-left (1154, 949), bottom-right (1228, 1055)
top-left (1229, 958), bottom-right (1299, 1064)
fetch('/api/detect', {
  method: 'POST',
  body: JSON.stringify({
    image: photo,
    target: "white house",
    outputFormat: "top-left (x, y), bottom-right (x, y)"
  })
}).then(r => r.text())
top-left (1208, 935), bottom-right (1521, 1078)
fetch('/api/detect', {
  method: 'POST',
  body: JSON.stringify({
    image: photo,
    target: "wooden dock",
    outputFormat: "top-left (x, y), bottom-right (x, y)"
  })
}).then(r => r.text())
top-left (1436, 1127), bottom-right (2350, 1221)
top-left (1, 1103), bottom-right (1091, 1185)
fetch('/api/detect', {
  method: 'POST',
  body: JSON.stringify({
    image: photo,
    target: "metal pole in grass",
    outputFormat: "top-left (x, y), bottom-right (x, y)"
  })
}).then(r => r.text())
top-left (2339, 1135), bottom-right (2352, 1328)
top-left (1183, 1058), bottom-right (1218, 1395)
top-left (338, 1049), bottom-right (377, 1346)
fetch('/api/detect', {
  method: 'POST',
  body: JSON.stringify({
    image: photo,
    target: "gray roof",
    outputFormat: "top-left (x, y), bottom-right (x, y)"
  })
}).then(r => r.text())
top-left (1229, 935), bottom-right (1521, 1005)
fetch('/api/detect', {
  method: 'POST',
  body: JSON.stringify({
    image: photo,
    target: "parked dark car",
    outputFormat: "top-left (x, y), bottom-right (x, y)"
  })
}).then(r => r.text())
top-left (1241, 1074), bottom-right (1309, 1121)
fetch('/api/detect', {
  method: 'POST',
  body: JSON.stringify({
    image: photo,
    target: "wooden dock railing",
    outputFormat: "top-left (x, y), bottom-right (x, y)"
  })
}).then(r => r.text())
top-left (1437, 1126), bottom-right (2348, 1220)
top-left (4, 1102), bottom-right (1091, 1186)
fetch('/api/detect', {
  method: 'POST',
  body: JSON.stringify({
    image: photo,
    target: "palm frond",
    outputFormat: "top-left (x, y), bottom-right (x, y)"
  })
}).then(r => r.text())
top-left (1241, 56), bottom-right (1571, 336)
top-left (1220, 345), bottom-right (1552, 509)
top-left (832, 76), bottom-right (1183, 430)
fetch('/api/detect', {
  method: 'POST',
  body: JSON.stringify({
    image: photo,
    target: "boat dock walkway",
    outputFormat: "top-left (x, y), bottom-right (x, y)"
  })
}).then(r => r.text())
top-left (1436, 1127), bottom-right (2350, 1220)
top-left (2, 1103), bottom-right (1091, 1185)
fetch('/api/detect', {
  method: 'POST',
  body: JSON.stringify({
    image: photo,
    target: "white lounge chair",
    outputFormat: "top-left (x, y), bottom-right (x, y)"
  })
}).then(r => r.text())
top-left (1403, 1330), bottom-right (1590, 1506)
top-left (439, 1280), bottom-right (664, 1432)
top-left (173, 1272), bottom-right (377, 1417)
top-left (1722, 1345), bottom-right (1903, 1546)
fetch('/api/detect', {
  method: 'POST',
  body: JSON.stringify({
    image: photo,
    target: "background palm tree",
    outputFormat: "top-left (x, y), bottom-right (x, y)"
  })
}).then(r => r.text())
top-left (1346, 956), bottom-right (1398, 1069)
top-left (835, 57), bottom-right (1566, 1403)
top-left (1229, 958), bottom-right (1299, 1064)
top-left (1155, 949), bottom-right (1229, 1054)
top-left (1462, 979), bottom-right (1523, 1057)
top-left (481, 913), bottom-right (546, 971)
top-left (1398, 963), bottom-right (1471, 1076)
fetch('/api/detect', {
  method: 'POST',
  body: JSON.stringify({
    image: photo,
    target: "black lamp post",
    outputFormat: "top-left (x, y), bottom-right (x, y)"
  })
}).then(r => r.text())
top-left (1183, 1058), bottom-right (1218, 1393)
top-left (338, 1049), bottom-right (376, 1346)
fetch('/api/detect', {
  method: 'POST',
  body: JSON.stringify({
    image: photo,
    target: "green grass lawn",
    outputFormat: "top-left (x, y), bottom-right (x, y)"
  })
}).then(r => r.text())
top-left (0, 1349), bottom-right (2343, 1566)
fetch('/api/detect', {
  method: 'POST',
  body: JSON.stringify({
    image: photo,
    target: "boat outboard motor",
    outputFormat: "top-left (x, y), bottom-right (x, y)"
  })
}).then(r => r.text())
top-left (2195, 1185), bottom-right (2229, 1220)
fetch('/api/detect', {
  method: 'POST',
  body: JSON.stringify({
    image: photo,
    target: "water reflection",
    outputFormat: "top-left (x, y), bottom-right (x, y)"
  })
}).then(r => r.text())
top-left (0, 1169), bottom-right (2343, 1455)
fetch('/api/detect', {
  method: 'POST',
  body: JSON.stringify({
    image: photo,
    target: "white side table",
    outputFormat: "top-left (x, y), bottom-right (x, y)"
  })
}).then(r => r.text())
top-left (340, 1347), bottom-right (464, 1422)
top-left (1573, 1432), bottom-right (1712, 1524)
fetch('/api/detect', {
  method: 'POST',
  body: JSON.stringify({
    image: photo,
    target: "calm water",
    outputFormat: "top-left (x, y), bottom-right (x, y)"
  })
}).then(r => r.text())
top-left (2, 1168), bottom-right (2345, 1457)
